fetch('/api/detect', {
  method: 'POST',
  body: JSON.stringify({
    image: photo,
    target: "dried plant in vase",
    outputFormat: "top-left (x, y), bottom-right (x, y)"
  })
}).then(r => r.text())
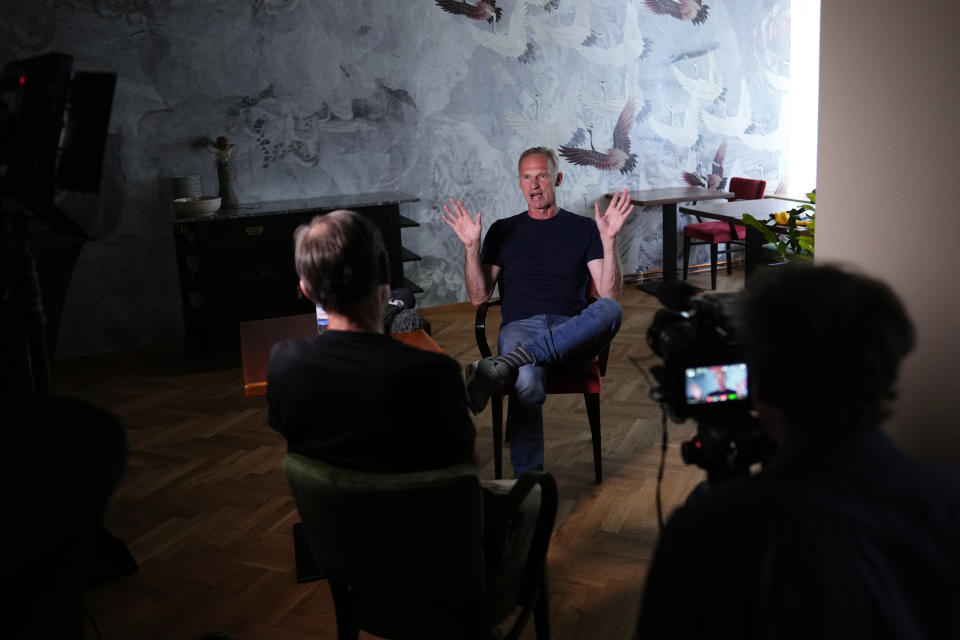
top-left (193, 135), bottom-right (239, 208)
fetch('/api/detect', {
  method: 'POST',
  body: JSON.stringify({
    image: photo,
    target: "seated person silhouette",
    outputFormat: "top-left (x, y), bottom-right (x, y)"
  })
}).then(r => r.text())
top-left (267, 210), bottom-right (539, 585)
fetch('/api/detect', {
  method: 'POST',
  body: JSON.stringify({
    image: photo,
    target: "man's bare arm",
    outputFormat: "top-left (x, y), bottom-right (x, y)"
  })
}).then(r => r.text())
top-left (588, 245), bottom-right (621, 300)
top-left (590, 189), bottom-right (634, 300)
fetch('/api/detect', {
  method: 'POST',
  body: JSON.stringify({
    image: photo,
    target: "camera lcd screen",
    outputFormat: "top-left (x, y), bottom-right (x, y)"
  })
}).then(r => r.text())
top-left (684, 363), bottom-right (748, 405)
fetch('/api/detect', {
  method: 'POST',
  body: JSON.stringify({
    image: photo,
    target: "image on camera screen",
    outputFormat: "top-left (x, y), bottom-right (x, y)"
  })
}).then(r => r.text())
top-left (684, 363), bottom-right (748, 405)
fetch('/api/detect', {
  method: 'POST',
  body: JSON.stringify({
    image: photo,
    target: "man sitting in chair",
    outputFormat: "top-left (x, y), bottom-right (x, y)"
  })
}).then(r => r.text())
top-left (442, 146), bottom-right (634, 476)
top-left (268, 210), bottom-right (538, 586)
top-left (268, 209), bottom-right (474, 472)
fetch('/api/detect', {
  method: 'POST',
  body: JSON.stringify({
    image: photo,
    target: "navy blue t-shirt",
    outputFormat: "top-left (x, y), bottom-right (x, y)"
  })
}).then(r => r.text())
top-left (480, 209), bottom-right (603, 325)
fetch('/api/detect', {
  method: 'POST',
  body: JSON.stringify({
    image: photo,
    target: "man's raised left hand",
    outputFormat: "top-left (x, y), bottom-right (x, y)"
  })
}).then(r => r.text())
top-left (594, 189), bottom-right (635, 240)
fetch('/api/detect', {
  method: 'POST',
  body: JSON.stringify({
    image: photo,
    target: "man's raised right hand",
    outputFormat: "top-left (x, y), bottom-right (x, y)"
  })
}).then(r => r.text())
top-left (442, 198), bottom-right (482, 252)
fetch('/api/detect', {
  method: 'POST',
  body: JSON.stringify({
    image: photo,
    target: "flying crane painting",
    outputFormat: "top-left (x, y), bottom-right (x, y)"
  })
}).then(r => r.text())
top-left (643, 0), bottom-right (709, 25)
top-left (559, 99), bottom-right (638, 175)
top-left (434, 0), bottom-right (502, 24)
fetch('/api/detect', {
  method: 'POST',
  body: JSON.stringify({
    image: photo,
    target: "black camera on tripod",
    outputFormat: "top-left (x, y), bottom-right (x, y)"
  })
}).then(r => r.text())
top-left (646, 283), bottom-right (773, 485)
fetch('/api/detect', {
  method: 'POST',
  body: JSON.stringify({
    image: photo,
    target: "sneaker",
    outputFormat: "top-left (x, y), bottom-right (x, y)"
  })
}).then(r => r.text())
top-left (465, 357), bottom-right (519, 414)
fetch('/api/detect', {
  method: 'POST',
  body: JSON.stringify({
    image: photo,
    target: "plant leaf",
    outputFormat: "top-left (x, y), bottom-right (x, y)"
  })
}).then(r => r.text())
top-left (776, 241), bottom-right (789, 259)
top-left (742, 214), bottom-right (780, 245)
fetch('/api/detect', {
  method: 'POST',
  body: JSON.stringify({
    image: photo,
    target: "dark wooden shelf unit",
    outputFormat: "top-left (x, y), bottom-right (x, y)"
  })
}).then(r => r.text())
top-left (171, 192), bottom-right (421, 354)
top-left (400, 246), bottom-right (422, 262)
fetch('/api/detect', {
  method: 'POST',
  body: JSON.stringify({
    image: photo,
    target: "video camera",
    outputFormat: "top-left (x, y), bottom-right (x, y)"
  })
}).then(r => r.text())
top-left (646, 282), bottom-right (773, 484)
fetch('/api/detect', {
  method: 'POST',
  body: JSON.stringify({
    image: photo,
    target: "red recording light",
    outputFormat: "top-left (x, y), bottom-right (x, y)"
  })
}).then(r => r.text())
top-left (19, 74), bottom-right (26, 85)
top-left (694, 440), bottom-right (702, 449)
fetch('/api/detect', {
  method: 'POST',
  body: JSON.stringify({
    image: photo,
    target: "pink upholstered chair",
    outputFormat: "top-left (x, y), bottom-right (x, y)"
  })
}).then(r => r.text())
top-left (682, 177), bottom-right (766, 289)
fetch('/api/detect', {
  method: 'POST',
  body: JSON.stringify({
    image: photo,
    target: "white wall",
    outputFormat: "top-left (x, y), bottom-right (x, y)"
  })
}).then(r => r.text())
top-left (787, 0), bottom-right (819, 193)
top-left (817, 1), bottom-right (960, 463)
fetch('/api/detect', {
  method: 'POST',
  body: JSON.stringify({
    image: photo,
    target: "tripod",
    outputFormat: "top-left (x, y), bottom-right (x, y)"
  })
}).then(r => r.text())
top-left (2, 207), bottom-right (137, 639)
top-left (1, 210), bottom-right (53, 399)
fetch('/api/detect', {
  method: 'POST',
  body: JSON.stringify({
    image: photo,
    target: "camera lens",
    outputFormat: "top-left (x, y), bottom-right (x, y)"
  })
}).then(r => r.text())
top-left (647, 309), bottom-right (696, 358)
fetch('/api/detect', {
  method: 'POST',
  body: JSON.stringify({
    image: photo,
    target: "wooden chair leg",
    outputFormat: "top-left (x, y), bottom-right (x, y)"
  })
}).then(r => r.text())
top-left (329, 580), bottom-right (360, 640)
top-left (682, 235), bottom-right (692, 280)
top-left (533, 570), bottom-right (552, 640)
top-left (293, 522), bottom-right (324, 582)
top-left (492, 394), bottom-right (504, 480)
top-left (709, 243), bottom-right (719, 290)
top-left (725, 243), bottom-right (734, 274)
top-left (584, 392), bottom-right (602, 483)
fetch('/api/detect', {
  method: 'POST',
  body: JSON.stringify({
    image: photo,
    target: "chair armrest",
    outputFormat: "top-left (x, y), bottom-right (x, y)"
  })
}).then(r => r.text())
top-left (475, 298), bottom-right (502, 358)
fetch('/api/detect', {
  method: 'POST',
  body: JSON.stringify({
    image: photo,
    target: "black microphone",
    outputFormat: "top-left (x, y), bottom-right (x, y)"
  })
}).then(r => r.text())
top-left (389, 308), bottom-right (426, 334)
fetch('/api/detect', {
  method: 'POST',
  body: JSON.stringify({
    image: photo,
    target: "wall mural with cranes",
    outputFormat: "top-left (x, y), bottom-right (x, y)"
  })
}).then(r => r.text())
top-left (0, 0), bottom-right (790, 356)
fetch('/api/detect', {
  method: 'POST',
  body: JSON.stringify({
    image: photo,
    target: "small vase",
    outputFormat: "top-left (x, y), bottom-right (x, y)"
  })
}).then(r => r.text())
top-left (216, 160), bottom-right (239, 208)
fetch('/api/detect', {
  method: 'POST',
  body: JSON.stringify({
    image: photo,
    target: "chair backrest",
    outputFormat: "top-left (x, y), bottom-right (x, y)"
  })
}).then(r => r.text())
top-left (282, 454), bottom-right (486, 600)
top-left (729, 176), bottom-right (766, 200)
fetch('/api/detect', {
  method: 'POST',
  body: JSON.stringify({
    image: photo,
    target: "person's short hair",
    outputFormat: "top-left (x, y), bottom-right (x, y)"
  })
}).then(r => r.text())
top-left (518, 146), bottom-right (559, 176)
top-left (293, 209), bottom-right (385, 315)
top-left (740, 263), bottom-right (915, 434)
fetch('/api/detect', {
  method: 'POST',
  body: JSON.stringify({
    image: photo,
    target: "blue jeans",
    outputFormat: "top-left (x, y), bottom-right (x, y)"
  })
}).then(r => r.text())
top-left (497, 298), bottom-right (623, 476)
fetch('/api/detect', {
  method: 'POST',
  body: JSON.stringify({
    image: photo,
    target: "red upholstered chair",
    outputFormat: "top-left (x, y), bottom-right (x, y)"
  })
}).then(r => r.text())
top-left (475, 292), bottom-right (608, 483)
top-left (682, 177), bottom-right (766, 289)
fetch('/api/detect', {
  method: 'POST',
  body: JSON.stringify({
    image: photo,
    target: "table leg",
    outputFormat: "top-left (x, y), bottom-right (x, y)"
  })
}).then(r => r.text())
top-left (636, 202), bottom-right (681, 298)
top-left (744, 226), bottom-right (764, 284)
top-left (661, 202), bottom-right (678, 283)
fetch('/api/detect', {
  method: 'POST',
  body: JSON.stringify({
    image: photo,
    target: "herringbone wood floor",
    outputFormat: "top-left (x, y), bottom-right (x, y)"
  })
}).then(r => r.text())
top-left (61, 268), bottom-right (742, 640)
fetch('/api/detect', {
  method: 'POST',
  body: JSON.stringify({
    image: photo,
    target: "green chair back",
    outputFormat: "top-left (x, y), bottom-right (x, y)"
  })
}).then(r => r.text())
top-left (282, 454), bottom-right (485, 600)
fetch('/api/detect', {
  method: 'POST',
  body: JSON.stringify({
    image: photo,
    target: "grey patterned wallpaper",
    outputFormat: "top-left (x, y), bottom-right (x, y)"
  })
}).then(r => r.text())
top-left (1, 0), bottom-right (791, 358)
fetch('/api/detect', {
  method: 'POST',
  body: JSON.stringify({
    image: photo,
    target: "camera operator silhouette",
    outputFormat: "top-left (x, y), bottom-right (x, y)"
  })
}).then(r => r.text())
top-left (635, 263), bottom-right (960, 639)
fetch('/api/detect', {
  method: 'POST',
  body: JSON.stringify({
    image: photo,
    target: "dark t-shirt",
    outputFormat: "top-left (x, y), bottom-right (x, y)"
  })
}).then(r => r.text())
top-left (635, 428), bottom-right (960, 639)
top-left (267, 331), bottom-right (475, 473)
top-left (480, 208), bottom-right (603, 325)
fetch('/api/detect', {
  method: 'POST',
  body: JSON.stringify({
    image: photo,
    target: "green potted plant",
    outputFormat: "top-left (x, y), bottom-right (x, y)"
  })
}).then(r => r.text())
top-left (742, 189), bottom-right (816, 261)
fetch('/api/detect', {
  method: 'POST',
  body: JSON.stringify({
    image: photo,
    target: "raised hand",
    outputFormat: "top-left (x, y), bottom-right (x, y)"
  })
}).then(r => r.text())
top-left (442, 198), bottom-right (483, 251)
top-left (594, 189), bottom-right (635, 240)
